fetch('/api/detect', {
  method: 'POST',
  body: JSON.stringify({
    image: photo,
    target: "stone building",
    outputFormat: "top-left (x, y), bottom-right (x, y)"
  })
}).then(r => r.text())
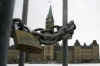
top-left (72, 40), bottom-right (99, 63)
top-left (43, 45), bottom-right (54, 61)
top-left (8, 5), bottom-right (55, 63)
top-left (42, 5), bottom-right (55, 61)
top-left (8, 39), bottom-right (99, 63)
top-left (8, 46), bottom-right (19, 64)
top-left (8, 5), bottom-right (100, 63)
top-left (8, 46), bottom-right (42, 64)
top-left (54, 40), bottom-right (99, 63)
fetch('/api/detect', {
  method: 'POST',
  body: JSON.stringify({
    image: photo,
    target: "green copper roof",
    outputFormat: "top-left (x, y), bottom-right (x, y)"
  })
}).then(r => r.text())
top-left (47, 5), bottom-right (53, 17)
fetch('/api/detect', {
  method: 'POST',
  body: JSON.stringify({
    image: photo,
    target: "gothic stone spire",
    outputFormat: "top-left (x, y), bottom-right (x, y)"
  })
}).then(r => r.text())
top-left (45, 5), bottom-right (54, 33)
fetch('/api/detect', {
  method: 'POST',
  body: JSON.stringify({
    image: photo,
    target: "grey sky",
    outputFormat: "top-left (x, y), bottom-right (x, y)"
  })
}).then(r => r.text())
top-left (13, 0), bottom-right (100, 46)
top-left (68, 0), bottom-right (98, 45)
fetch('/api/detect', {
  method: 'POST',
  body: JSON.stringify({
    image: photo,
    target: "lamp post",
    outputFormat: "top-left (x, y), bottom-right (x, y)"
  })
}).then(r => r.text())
top-left (0, 0), bottom-right (15, 66)
top-left (63, 0), bottom-right (68, 66)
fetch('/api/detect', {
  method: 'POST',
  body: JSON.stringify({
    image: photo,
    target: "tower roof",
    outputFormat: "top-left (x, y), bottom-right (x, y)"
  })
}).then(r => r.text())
top-left (47, 5), bottom-right (53, 17)
top-left (74, 40), bottom-right (81, 46)
top-left (84, 42), bottom-right (87, 47)
top-left (45, 5), bottom-right (54, 33)
top-left (90, 40), bottom-right (98, 46)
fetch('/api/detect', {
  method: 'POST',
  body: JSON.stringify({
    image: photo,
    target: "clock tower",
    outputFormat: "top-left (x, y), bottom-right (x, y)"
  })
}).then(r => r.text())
top-left (43, 5), bottom-right (55, 61)
top-left (45, 5), bottom-right (54, 33)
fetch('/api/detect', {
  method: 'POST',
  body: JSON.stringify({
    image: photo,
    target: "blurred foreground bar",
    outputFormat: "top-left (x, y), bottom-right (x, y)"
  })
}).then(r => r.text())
top-left (0, 0), bottom-right (15, 66)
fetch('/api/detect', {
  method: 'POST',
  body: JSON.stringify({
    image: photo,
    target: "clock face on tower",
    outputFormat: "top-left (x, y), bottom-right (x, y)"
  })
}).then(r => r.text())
top-left (48, 18), bottom-right (52, 22)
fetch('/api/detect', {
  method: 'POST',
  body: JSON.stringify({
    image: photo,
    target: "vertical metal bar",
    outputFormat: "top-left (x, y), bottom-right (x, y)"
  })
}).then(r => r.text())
top-left (63, 40), bottom-right (68, 66)
top-left (63, 0), bottom-right (68, 66)
top-left (0, 0), bottom-right (15, 66)
top-left (19, 50), bottom-right (25, 66)
top-left (22, 0), bottom-right (29, 63)
top-left (25, 51), bottom-right (29, 62)
top-left (63, 0), bottom-right (68, 25)
top-left (19, 0), bottom-right (29, 66)
top-left (22, 0), bottom-right (29, 25)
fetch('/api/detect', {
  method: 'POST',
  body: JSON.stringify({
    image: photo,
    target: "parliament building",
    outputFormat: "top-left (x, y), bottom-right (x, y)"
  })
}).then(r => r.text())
top-left (41, 5), bottom-right (100, 63)
top-left (54, 40), bottom-right (99, 63)
top-left (8, 6), bottom-right (100, 63)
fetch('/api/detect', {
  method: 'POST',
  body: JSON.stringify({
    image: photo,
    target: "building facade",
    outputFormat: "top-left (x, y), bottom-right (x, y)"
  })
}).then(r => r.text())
top-left (42, 5), bottom-right (99, 63)
top-left (8, 5), bottom-right (100, 63)
top-left (54, 40), bottom-right (99, 63)
top-left (8, 46), bottom-right (42, 64)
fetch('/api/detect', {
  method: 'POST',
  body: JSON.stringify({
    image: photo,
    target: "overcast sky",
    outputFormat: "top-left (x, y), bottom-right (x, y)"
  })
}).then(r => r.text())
top-left (13, 0), bottom-right (100, 46)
